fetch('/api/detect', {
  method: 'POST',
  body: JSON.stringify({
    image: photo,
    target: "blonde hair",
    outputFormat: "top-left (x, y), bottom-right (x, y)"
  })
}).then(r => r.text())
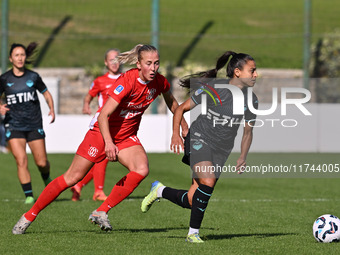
top-left (115, 44), bottom-right (158, 65)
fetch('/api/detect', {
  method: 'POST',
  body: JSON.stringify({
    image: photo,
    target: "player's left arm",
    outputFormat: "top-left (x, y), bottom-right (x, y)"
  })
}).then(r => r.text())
top-left (42, 90), bottom-right (55, 123)
top-left (236, 122), bottom-right (254, 173)
top-left (162, 90), bottom-right (189, 137)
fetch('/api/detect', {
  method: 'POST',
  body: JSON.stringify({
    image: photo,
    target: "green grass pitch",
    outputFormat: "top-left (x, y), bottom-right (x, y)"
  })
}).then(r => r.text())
top-left (1, 152), bottom-right (340, 254)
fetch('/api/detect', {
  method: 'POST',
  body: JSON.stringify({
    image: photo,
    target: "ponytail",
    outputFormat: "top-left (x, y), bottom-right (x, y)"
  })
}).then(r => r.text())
top-left (115, 44), bottom-right (158, 65)
top-left (116, 44), bottom-right (144, 65)
top-left (179, 51), bottom-right (236, 89)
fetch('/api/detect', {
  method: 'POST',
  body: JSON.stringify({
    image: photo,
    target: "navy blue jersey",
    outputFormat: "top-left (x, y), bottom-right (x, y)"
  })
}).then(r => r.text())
top-left (190, 79), bottom-right (258, 154)
top-left (0, 69), bottom-right (47, 131)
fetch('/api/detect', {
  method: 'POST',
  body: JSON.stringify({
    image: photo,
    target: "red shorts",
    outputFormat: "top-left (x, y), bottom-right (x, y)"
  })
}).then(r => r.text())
top-left (76, 129), bottom-right (142, 163)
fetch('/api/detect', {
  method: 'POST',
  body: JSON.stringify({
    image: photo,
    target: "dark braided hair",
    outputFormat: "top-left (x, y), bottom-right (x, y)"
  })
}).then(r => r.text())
top-left (9, 42), bottom-right (38, 65)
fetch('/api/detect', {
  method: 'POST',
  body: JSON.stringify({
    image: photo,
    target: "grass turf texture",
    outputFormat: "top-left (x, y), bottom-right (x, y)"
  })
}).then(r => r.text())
top-left (7, 0), bottom-right (340, 69)
top-left (1, 152), bottom-right (340, 254)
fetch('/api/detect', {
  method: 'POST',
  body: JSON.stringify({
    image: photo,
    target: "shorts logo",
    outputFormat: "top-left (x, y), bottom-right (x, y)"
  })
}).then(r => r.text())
top-left (114, 85), bottom-right (124, 95)
top-left (38, 129), bottom-right (45, 135)
top-left (26, 80), bottom-right (34, 87)
top-left (5, 130), bottom-right (11, 138)
top-left (193, 141), bottom-right (203, 151)
top-left (88, 146), bottom-right (98, 157)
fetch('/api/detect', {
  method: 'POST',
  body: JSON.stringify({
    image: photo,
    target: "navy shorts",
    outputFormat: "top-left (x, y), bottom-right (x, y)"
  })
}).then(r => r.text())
top-left (5, 129), bottom-right (46, 142)
top-left (182, 131), bottom-right (231, 177)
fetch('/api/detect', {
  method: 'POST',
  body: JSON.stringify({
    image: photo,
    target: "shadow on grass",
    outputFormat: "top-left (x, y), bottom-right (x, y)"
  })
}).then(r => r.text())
top-left (114, 226), bottom-right (190, 233)
top-left (205, 232), bottom-right (296, 240)
top-left (165, 232), bottom-right (296, 240)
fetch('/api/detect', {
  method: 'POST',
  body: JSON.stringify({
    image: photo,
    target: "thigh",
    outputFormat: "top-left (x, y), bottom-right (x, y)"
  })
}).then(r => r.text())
top-left (63, 154), bottom-right (95, 186)
top-left (28, 138), bottom-right (47, 164)
top-left (8, 138), bottom-right (28, 164)
top-left (192, 161), bottom-right (218, 183)
top-left (117, 145), bottom-right (149, 176)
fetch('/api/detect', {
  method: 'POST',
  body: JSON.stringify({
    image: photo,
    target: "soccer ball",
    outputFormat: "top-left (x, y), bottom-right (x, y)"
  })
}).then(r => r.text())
top-left (313, 214), bottom-right (340, 243)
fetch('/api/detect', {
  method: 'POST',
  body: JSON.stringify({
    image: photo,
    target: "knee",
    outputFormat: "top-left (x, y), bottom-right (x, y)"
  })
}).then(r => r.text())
top-left (132, 164), bottom-right (149, 177)
top-left (63, 171), bottom-right (84, 187)
top-left (36, 160), bottom-right (49, 170)
top-left (15, 157), bottom-right (28, 169)
top-left (199, 178), bottom-right (216, 188)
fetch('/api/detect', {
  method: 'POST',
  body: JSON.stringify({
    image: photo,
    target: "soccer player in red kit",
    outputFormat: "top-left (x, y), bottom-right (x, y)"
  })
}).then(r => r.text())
top-left (71, 49), bottom-right (121, 202)
top-left (12, 44), bottom-right (188, 234)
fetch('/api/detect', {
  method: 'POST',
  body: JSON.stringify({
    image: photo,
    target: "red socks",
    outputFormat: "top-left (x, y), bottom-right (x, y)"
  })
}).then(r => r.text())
top-left (97, 171), bottom-right (145, 213)
top-left (24, 171), bottom-right (144, 221)
top-left (93, 159), bottom-right (108, 192)
top-left (25, 175), bottom-right (69, 222)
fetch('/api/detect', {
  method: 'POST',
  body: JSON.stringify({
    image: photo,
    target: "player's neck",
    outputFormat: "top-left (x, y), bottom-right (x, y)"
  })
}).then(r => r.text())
top-left (12, 67), bottom-right (25, 77)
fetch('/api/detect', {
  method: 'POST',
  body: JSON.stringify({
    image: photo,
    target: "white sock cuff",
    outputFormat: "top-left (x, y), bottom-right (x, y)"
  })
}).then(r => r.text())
top-left (157, 185), bottom-right (166, 198)
top-left (188, 227), bottom-right (199, 235)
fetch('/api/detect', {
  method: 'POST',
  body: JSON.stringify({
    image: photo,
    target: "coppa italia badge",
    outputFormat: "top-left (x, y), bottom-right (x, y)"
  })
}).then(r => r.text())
top-left (88, 146), bottom-right (98, 157)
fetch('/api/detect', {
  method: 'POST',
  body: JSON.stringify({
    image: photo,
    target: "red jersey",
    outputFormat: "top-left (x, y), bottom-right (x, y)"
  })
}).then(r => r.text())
top-left (88, 72), bottom-right (121, 108)
top-left (89, 68), bottom-right (170, 143)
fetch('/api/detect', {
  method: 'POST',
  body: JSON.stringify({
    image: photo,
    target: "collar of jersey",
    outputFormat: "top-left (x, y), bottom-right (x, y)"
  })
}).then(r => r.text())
top-left (137, 77), bottom-right (150, 85)
top-left (108, 73), bottom-right (121, 79)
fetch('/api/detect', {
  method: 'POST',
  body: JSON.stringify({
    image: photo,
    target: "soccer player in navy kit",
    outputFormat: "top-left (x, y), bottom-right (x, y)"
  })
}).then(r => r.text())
top-left (141, 51), bottom-right (258, 243)
top-left (0, 42), bottom-right (55, 204)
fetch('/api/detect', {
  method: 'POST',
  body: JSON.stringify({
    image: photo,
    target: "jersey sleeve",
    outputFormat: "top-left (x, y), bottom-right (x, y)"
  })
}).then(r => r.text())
top-left (88, 78), bottom-right (100, 97)
top-left (162, 76), bottom-right (171, 93)
top-left (245, 92), bottom-right (258, 122)
top-left (107, 75), bottom-right (132, 104)
top-left (35, 75), bottom-right (48, 94)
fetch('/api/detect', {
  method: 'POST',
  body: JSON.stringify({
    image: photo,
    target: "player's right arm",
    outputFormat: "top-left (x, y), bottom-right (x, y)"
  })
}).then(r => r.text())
top-left (97, 96), bottom-right (120, 161)
top-left (170, 98), bottom-right (195, 154)
top-left (83, 93), bottom-right (94, 115)
top-left (0, 79), bottom-right (10, 116)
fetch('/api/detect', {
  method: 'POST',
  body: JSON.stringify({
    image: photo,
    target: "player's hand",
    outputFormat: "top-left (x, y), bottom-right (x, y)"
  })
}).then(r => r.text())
top-left (236, 157), bottom-right (246, 174)
top-left (82, 106), bottom-right (91, 115)
top-left (0, 104), bottom-right (9, 116)
top-left (170, 133), bottom-right (184, 155)
top-left (105, 140), bottom-right (119, 161)
top-left (49, 110), bottom-right (56, 123)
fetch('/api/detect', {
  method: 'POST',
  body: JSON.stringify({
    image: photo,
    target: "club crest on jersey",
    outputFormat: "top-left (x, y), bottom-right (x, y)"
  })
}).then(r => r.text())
top-left (114, 85), bottom-right (124, 95)
top-left (26, 80), bottom-right (34, 87)
top-left (146, 88), bottom-right (157, 100)
top-left (7, 82), bottom-right (14, 87)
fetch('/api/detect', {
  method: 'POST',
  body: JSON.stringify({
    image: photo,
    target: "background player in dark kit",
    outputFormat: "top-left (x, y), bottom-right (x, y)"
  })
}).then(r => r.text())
top-left (0, 42), bottom-right (55, 204)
